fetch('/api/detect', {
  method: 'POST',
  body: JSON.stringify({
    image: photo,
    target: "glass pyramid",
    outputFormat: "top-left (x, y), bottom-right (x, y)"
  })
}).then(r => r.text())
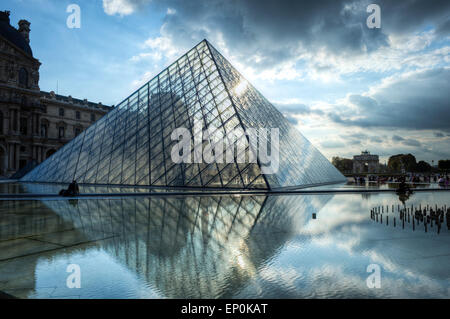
top-left (21, 40), bottom-right (345, 190)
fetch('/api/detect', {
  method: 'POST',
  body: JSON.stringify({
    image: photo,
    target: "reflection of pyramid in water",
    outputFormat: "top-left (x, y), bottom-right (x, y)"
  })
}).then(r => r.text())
top-left (7, 193), bottom-right (332, 298)
top-left (21, 40), bottom-right (345, 189)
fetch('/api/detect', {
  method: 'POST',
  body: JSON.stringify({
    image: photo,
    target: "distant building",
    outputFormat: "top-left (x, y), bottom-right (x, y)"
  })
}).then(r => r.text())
top-left (0, 11), bottom-right (111, 177)
top-left (353, 150), bottom-right (379, 173)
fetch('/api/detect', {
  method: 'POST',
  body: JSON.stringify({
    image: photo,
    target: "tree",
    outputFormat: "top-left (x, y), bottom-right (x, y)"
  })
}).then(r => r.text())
top-left (416, 160), bottom-right (432, 172)
top-left (332, 156), bottom-right (353, 173)
top-left (388, 154), bottom-right (417, 173)
top-left (438, 160), bottom-right (450, 171)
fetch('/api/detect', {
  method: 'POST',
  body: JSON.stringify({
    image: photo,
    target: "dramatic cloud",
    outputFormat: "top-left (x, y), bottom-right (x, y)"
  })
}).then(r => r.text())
top-left (100, 0), bottom-right (450, 162)
top-left (402, 138), bottom-right (422, 147)
top-left (145, 0), bottom-right (387, 71)
top-left (328, 68), bottom-right (450, 131)
top-left (376, 0), bottom-right (450, 35)
top-left (121, 0), bottom-right (450, 74)
top-left (392, 135), bottom-right (404, 142)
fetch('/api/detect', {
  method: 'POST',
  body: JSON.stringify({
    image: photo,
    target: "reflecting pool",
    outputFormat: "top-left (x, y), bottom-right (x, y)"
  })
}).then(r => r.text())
top-left (0, 190), bottom-right (449, 298)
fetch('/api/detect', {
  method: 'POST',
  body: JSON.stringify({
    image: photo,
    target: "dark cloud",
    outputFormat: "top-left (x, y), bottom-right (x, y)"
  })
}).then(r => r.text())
top-left (402, 138), bottom-right (422, 147)
top-left (376, 0), bottom-right (450, 35)
top-left (348, 95), bottom-right (378, 110)
top-left (328, 68), bottom-right (450, 131)
top-left (436, 17), bottom-right (450, 35)
top-left (434, 132), bottom-right (445, 137)
top-left (116, 0), bottom-right (450, 162)
top-left (127, 0), bottom-right (450, 71)
top-left (392, 135), bottom-right (405, 142)
top-left (147, 0), bottom-right (391, 70)
top-left (285, 116), bottom-right (299, 126)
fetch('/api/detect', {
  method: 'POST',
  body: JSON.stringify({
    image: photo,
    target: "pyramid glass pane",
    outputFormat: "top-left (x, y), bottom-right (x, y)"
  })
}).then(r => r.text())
top-left (207, 42), bottom-right (345, 189)
top-left (21, 40), bottom-right (345, 189)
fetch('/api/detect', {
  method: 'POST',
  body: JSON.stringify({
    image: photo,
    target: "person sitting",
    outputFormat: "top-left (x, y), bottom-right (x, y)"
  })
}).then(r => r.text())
top-left (59, 180), bottom-right (80, 197)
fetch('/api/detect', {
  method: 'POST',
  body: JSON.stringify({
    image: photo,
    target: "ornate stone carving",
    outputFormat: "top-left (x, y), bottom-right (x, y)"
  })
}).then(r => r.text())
top-left (18, 20), bottom-right (31, 44)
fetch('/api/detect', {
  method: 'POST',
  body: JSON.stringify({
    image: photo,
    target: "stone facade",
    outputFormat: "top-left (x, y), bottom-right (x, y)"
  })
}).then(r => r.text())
top-left (0, 11), bottom-right (111, 177)
top-left (353, 151), bottom-right (379, 174)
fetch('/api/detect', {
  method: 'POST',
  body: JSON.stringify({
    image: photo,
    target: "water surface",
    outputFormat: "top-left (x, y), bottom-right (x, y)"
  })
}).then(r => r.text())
top-left (0, 190), bottom-right (449, 298)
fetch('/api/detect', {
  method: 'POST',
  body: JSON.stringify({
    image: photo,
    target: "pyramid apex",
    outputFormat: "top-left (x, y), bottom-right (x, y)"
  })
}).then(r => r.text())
top-left (198, 38), bottom-right (209, 46)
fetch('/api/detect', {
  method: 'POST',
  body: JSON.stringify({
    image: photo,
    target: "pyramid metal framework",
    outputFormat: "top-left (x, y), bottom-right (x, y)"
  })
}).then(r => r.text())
top-left (21, 40), bottom-right (345, 190)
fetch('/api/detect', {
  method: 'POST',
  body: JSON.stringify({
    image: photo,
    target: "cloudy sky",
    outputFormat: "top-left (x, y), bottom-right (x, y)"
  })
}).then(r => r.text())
top-left (7, 0), bottom-right (450, 163)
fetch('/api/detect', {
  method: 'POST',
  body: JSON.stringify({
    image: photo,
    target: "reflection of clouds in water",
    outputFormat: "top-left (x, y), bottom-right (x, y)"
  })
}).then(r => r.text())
top-left (301, 199), bottom-right (367, 236)
top-left (263, 191), bottom-right (450, 298)
top-left (239, 258), bottom-right (449, 298)
top-left (1, 190), bottom-right (448, 298)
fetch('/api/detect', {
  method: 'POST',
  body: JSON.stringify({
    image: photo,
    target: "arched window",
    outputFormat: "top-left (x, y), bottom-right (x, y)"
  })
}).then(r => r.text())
top-left (19, 68), bottom-right (28, 87)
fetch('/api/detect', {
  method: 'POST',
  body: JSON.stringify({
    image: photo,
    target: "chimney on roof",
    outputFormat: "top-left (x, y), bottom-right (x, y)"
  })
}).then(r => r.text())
top-left (18, 19), bottom-right (31, 44)
top-left (0, 11), bottom-right (11, 24)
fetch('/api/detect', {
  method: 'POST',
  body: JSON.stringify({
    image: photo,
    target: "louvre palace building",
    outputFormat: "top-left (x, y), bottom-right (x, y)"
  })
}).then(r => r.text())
top-left (0, 10), bottom-right (111, 178)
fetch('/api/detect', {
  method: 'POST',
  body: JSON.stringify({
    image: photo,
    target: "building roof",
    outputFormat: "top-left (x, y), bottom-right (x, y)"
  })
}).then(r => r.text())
top-left (40, 90), bottom-right (112, 111)
top-left (0, 11), bottom-right (33, 57)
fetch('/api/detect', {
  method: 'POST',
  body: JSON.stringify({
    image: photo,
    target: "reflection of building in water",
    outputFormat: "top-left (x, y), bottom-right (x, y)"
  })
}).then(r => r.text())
top-left (0, 199), bottom-right (84, 297)
top-left (361, 193), bottom-right (372, 200)
top-left (0, 194), bottom-right (331, 298)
